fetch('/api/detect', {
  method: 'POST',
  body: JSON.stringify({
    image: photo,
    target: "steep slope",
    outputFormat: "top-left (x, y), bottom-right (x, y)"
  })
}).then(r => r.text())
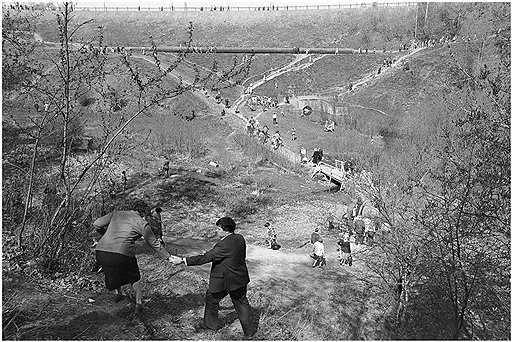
top-left (341, 45), bottom-right (457, 122)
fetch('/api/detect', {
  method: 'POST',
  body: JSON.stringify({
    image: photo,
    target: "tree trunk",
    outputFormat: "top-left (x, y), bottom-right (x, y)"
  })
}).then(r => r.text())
top-left (18, 110), bottom-right (50, 247)
top-left (18, 136), bottom-right (40, 248)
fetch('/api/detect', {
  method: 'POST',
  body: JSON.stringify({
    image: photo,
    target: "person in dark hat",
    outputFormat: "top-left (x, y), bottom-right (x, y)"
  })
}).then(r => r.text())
top-left (92, 199), bottom-right (172, 315)
top-left (170, 217), bottom-right (255, 338)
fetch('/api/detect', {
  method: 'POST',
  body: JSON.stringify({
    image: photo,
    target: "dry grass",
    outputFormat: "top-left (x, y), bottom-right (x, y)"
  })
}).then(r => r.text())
top-left (33, 8), bottom-right (412, 48)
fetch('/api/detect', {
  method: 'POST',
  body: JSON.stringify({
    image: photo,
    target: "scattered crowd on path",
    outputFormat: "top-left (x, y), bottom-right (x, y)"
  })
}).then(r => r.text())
top-left (261, 196), bottom-right (381, 269)
top-left (245, 115), bottom-right (285, 150)
top-left (243, 94), bottom-right (333, 160)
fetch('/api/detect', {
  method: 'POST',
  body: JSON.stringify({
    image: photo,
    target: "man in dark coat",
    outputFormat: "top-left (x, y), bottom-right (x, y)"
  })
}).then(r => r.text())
top-left (170, 217), bottom-right (255, 338)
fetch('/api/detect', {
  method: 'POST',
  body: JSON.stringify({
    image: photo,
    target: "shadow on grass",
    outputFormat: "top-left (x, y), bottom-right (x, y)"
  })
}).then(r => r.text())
top-left (18, 310), bottom-right (132, 340)
top-left (144, 291), bottom-right (205, 320)
top-left (15, 289), bottom-right (206, 341)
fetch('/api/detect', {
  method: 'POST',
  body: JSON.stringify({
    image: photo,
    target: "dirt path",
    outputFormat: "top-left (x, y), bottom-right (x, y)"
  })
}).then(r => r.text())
top-left (152, 233), bottom-right (376, 340)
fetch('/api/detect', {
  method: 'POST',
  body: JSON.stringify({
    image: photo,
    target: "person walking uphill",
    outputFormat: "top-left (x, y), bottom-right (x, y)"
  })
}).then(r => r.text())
top-left (170, 217), bottom-right (255, 338)
top-left (92, 199), bottom-right (172, 315)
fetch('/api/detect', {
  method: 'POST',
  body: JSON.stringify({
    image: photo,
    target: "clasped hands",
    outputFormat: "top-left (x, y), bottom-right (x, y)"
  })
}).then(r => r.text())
top-left (168, 255), bottom-right (184, 265)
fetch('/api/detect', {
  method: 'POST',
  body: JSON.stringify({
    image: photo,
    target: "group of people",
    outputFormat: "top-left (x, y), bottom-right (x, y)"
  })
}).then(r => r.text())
top-left (200, 5), bottom-right (230, 11)
top-left (382, 57), bottom-right (398, 68)
top-left (247, 95), bottom-right (277, 110)
top-left (269, 131), bottom-right (283, 150)
top-left (354, 38), bottom-right (437, 59)
top-left (309, 226), bottom-right (353, 268)
top-left (262, 223), bottom-right (328, 268)
top-left (308, 197), bottom-right (382, 268)
top-left (298, 147), bottom-right (324, 165)
top-left (263, 221), bottom-right (351, 269)
top-left (246, 116), bottom-right (261, 137)
top-left (245, 116), bottom-right (284, 150)
top-left (314, 198), bottom-right (379, 267)
top-left (324, 119), bottom-right (336, 132)
top-left (92, 202), bottom-right (256, 338)
top-left (341, 197), bottom-right (378, 247)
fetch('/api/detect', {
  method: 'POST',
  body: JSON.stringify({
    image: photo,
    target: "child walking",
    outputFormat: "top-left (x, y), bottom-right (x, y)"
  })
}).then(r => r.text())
top-left (311, 238), bottom-right (326, 268)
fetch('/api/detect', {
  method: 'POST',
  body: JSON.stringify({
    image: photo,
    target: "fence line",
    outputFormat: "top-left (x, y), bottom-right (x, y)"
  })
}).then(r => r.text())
top-left (3, 2), bottom-right (417, 12)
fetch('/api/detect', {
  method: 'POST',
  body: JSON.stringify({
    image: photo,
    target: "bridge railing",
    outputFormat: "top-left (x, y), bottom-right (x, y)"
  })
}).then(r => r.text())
top-left (71, 3), bottom-right (415, 12)
top-left (275, 146), bottom-right (301, 164)
top-left (3, 2), bottom-right (415, 12)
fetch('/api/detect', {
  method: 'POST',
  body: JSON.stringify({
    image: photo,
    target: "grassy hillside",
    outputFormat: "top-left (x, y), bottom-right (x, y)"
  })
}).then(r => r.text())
top-left (341, 46), bottom-right (459, 137)
top-left (3, 4), bottom-right (509, 340)
top-left (247, 44), bottom-right (464, 144)
top-left (254, 53), bottom-right (399, 98)
top-left (34, 7), bottom-right (416, 49)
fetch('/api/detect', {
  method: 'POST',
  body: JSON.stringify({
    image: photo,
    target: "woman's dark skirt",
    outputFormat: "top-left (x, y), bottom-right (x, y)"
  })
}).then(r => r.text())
top-left (95, 250), bottom-right (140, 290)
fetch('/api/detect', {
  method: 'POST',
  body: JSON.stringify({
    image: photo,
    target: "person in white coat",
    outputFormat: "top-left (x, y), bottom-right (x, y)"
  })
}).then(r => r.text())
top-left (311, 238), bottom-right (326, 268)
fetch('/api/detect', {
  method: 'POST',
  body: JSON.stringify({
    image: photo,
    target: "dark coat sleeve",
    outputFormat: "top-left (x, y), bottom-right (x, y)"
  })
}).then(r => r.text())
top-left (186, 234), bottom-right (250, 292)
top-left (186, 242), bottom-right (231, 266)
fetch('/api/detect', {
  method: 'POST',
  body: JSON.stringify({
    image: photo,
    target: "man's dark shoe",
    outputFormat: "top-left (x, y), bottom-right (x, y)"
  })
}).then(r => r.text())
top-left (244, 330), bottom-right (256, 340)
top-left (194, 321), bottom-right (212, 332)
top-left (194, 321), bottom-right (221, 332)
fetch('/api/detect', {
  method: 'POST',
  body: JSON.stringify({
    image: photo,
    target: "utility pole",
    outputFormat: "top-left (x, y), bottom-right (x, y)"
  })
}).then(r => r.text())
top-left (414, 2), bottom-right (418, 39)
top-left (425, 2), bottom-right (429, 37)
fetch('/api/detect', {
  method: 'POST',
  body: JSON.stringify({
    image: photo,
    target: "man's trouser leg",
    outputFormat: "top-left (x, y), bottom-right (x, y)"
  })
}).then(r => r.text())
top-left (204, 289), bottom-right (227, 330)
top-left (229, 286), bottom-right (255, 337)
